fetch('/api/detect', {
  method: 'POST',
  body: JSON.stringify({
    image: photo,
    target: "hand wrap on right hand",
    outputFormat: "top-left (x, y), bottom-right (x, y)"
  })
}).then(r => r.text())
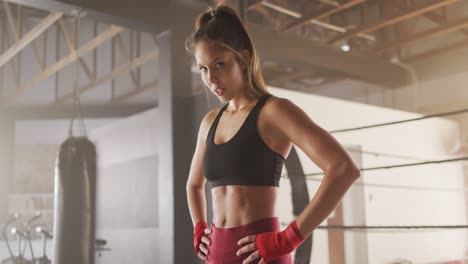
top-left (193, 221), bottom-right (208, 253)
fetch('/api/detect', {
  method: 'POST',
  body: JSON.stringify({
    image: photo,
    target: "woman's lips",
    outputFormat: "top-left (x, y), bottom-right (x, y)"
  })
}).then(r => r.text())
top-left (214, 88), bottom-right (225, 96)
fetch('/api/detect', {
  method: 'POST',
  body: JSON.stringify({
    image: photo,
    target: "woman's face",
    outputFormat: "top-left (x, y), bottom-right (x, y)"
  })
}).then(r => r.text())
top-left (195, 40), bottom-right (248, 102)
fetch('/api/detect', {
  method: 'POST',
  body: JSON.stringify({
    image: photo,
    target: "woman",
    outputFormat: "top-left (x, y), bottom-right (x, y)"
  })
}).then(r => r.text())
top-left (185, 4), bottom-right (361, 264)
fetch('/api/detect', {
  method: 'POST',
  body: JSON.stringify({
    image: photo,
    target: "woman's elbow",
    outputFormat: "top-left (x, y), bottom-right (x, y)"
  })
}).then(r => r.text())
top-left (329, 159), bottom-right (361, 181)
top-left (348, 163), bottom-right (361, 180)
top-left (186, 177), bottom-right (206, 191)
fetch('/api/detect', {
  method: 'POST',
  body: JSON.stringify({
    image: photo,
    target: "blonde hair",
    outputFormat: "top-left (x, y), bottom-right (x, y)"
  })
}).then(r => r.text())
top-left (185, 3), bottom-right (269, 99)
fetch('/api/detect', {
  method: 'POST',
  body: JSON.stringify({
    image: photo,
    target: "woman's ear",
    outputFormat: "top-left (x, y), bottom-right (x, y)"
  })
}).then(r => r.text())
top-left (240, 50), bottom-right (251, 69)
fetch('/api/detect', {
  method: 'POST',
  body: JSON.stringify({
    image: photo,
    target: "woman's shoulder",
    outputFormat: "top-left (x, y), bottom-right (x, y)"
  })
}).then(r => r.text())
top-left (203, 106), bottom-right (223, 123)
top-left (199, 106), bottom-right (223, 131)
top-left (197, 106), bottom-right (223, 139)
top-left (262, 94), bottom-right (311, 126)
top-left (264, 95), bottom-right (296, 114)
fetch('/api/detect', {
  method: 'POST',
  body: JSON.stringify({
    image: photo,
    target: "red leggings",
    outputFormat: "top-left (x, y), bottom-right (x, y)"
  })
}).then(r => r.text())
top-left (206, 217), bottom-right (291, 264)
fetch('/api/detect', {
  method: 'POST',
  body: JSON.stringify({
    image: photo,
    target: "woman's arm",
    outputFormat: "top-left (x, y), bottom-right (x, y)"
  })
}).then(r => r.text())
top-left (237, 97), bottom-right (360, 264)
top-left (267, 97), bottom-right (361, 237)
top-left (186, 109), bottom-right (217, 226)
top-left (186, 110), bottom-right (219, 261)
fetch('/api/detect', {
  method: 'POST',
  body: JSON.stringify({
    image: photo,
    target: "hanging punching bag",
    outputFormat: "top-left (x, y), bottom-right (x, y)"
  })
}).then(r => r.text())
top-left (53, 136), bottom-right (96, 264)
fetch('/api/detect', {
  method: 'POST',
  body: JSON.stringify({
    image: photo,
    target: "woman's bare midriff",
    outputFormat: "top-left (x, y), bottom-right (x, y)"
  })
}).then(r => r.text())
top-left (211, 185), bottom-right (278, 228)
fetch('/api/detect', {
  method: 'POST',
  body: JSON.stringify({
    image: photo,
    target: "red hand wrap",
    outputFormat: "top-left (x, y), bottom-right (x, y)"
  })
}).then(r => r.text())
top-left (193, 221), bottom-right (208, 253)
top-left (255, 220), bottom-right (305, 263)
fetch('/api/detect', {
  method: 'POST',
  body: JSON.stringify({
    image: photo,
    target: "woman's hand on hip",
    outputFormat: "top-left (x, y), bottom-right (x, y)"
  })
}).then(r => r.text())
top-left (237, 221), bottom-right (305, 264)
top-left (237, 235), bottom-right (266, 264)
top-left (196, 226), bottom-right (212, 261)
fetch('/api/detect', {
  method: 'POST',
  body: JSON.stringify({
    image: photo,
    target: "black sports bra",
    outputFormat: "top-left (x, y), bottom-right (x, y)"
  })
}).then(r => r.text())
top-left (203, 94), bottom-right (284, 188)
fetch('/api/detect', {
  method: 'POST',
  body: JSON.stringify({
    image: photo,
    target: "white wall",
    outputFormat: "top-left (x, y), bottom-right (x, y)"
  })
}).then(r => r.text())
top-left (88, 108), bottom-right (159, 264)
top-left (88, 110), bottom-right (158, 167)
top-left (269, 87), bottom-right (466, 264)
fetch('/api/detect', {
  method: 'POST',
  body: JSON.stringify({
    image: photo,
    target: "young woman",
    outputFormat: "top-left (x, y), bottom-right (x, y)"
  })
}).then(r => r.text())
top-left (185, 4), bottom-right (361, 264)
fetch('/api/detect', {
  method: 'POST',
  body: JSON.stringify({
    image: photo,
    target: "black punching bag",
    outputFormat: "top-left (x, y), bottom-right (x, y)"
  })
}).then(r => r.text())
top-left (53, 137), bottom-right (96, 264)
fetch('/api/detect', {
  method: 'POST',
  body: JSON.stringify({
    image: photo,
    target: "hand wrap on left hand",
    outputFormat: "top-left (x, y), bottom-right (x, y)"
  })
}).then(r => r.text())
top-left (255, 220), bottom-right (305, 263)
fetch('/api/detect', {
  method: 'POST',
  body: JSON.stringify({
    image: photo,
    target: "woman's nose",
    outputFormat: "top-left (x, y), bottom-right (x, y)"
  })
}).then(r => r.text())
top-left (207, 71), bottom-right (218, 86)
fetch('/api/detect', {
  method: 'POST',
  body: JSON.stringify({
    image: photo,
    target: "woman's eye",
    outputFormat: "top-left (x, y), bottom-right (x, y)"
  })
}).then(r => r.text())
top-left (199, 67), bottom-right (207, 72)
top-left (215, 62), bottom-right (224, 68)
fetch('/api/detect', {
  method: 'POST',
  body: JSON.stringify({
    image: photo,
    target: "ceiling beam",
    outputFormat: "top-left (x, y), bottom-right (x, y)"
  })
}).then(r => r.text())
top-left (2, 0), bottom-right (170, 34)
top-left (57, 18), bottom-right (95, 81)
top-left (423, 10), bottom-right (468, 37)
top-left (258, 1), bottom-right (374, 41)
top-left (56, 49), bottom-right (159, 104)
top-left (247, 0), bottom-right (268, 10)
top-left (371, 15), bottom-right (468, 54)
top-left (319, 0), bottom-right (341, 8)
top-left (311, 20), bottom-right (375, 42)
top-left (390, 0), bottom-right (468, 37)
top-left (281, 0), bottom-right (366, 32)
top-left (114, 34), bottom-right (140, 87)
top-left (251, 5), bottom-right (281, 28)
top-left (249, 24), bottom-right (411, 88)
top-left (6, 1), bottom-right (412, 88)
top-left (402, 39), bottom-right (468, 63)
top-left (0, 11), bottom-right (61, 68)
top-left (8, 25), bottom-right (123, 102)
top-left (328, 0), bottom-right (459, 45)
